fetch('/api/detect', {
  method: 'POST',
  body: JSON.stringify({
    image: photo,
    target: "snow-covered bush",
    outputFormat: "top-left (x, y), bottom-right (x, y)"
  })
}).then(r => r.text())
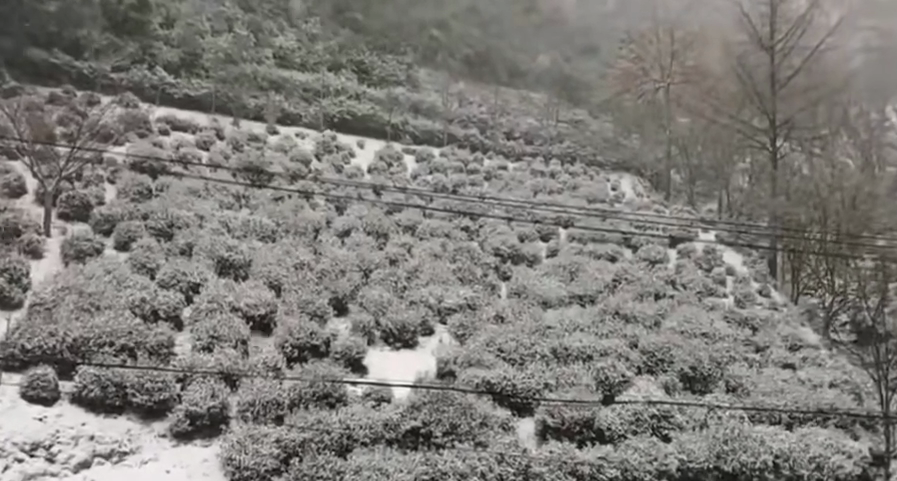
top-left (169, 377), bottom-right (232, 440)
top-left (19, 364), bottom-right (61, 406)
top-left (60, 230), bottom-right (105, 265)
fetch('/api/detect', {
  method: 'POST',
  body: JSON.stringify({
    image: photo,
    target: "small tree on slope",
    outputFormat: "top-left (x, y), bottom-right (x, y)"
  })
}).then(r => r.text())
top-left (0, 94), bottom-right (117, 237)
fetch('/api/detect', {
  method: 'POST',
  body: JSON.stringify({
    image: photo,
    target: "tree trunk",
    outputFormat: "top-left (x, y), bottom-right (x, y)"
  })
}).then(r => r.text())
top-left (717, 188), bottom-right (724, 219)
top-left (41, 188), bottom-right (53, 238)
top-left (663, 85), bottom-right (674, 201)
top-left (768, 144), bottom-right (780, 285)
top-left (882, 389), bottom-right (894, 481)
top-left (387, 109), bottom-right (394, 143)
top-left (725, 185), bottom-right (732, 218)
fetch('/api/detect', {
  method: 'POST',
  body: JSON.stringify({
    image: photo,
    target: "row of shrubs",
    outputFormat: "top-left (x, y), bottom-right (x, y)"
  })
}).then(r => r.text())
top-left (221, 420), bottom-right (873, 481)
top-left (4, 49), bottom-right (616, 167)
top-left (15, 357), bottom-right (386, 439)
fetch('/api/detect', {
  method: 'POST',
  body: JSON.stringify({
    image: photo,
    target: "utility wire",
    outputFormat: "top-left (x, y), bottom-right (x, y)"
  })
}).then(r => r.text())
top-left (1, 134), bottom-right (896, 252)
top-left (0, 356), bottom-right (885, 420)
top-left (0, 381), bottom-right (738, 469)
top-left (146, 168), bottom-right (897, 263)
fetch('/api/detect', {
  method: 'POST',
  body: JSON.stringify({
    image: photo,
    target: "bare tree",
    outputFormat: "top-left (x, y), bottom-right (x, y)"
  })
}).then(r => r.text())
top-left (384, 86), bottom-right (406, 143)
top-left (263, 91), bottom-right (285, 133)
top-left (0, 95), bottom-right (117, 236)
top-left (828, 259), bottom-right (897, 481)
top-left (609, 1), bottom-right (701, 201)
top-left (783, 92), bottom-right (897, 331)
top-left (438, 75), bottom-right (462, 147)
top-left (691, 0), bottom-right (847, 285)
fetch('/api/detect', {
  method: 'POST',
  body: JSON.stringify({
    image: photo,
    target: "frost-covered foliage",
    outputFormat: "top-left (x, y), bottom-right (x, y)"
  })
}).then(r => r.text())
top-left (0, 91), bottom-right (876, 481)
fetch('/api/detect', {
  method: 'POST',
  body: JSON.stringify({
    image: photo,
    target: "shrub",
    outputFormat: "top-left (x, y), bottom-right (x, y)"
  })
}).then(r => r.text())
top-left (190, 312), bottom-right (251, 357)
top-left (114, 92), bottom-right (141, 108)
top-left (379, 308), bottom-right (421, 349)
top-left (127, 237), bottom-right (167, 279)
top-left (16, 232), bottom-right (44, 259)
top-left (284, 361), bottom-right (350, 410)
top-left (126, 370), bottom-right (180, 418)
top-left (144, 208), bottom-right (198, 242)
top-left (329, 335), bottom-right (368, 374)
top-left (0, 254), bottom-right (30, 293)
top-left (398, 390), bottom-right (508, 451)
top-left (459, 366), bottom-right (545, 417)
top-left (0, 170), bottom-right (27, 199)
top-left (446, 312), bottom-right (480, 346)
top-left (89, 202), bottom-right (135, 236)
top-left (235, 378), bottom-right (289, 425)
top-left (733, 278), bottom-right (758, 308)
top-left (155, 260), bottom-right (210, 304)
top-left (535, 393), bottom-right (617, 446)
top-left (70, 366), bottom-right (130, 414)
top-left (361, 386), bottom-right (394, 407)
top-left (676, 349), bottom-right (726, 395)
top-left (0, 210), bottom-right (40, 242)
top-left (636, 244), bottom-right (669, 266)
top-left (19, 364), bottom-right (61, 406)
top-left (219, 424), bottom-right (288, 481)
top-left (60, 231), bottom-right (105, 265)
top-left (275, 318), bottom-right (335, 366)
top-left (1, 289), bottom-right (177, 374)
top-left (233, 280), bottom-right (278, 334)
top-left (156, 114), bottom-right (200, 134)
top-left (127, 286), bottom-right (187, 330)
top-left (593, 360), bottom-right (635, 404)
top-left (117, 172), bottom-right (155, 202)
top-left (169, 377), bottom-right (232, 440)
top-left (194, 130), bottom-right (218, 151)
top-left (117, 108), bottom-right (153, 135)
top-left (198, 236), bottom-right (252, 281)
top-left (127, 142), bottom-right (172, 179)
top-left (112, 220), bottom-right (146, 251)
top-left (0, 277), bottom-right (27, 310)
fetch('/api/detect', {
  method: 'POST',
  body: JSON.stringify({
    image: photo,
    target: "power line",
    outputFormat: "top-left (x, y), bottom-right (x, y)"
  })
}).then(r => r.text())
top-left (147, 168), bottom-right (897, 263)
top-left (0, 381), bottom-right (742, 470)
top-left (1, 134), bottom-right (895, 252)
top-left (0, 356), bottom-right (885, 420)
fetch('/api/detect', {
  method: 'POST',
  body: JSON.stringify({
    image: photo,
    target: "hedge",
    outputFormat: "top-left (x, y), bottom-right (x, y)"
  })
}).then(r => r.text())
top-left (4, 49), bottom-right (621, 168)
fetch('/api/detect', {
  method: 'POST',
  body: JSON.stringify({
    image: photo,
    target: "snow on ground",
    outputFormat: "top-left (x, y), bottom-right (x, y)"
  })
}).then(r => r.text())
top-left (0, 379), bottom-right (225, 481)
top-left (695, 229), bottom-right (789, 307)
top-left (362, 325), bottom-right (454, 400)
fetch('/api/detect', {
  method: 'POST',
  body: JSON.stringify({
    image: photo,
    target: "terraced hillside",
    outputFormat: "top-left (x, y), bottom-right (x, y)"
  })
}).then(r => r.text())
top-left (0, 86), bottom-right (880, 481)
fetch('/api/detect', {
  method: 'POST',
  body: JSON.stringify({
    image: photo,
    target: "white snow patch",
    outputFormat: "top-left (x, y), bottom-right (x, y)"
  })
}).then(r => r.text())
top-left (517, 418), bottom-right (538, 450)
top-left (695, 230), bottom-right (788, 305)
top-left (607, 172), bottom-right (644, 201)
top-left (363, 325), bottom-right (453, 400)
top-left (667, 248), bottom-right (678, 270)
top-left (0, 379), bottom-right (225, 481)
